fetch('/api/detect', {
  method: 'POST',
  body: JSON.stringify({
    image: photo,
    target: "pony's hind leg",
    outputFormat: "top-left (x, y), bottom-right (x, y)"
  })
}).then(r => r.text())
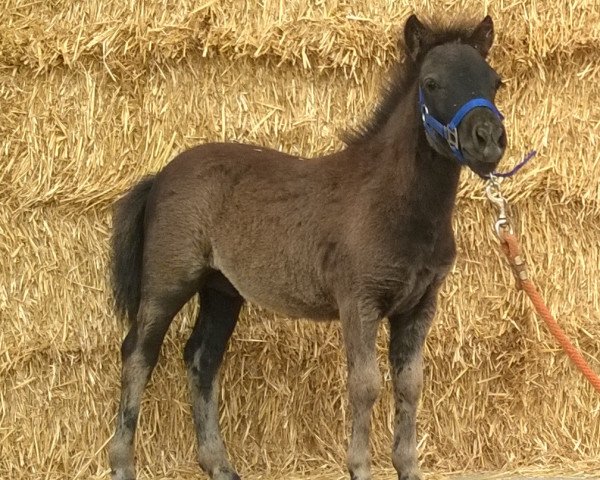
top-left (184, 279), bottom-right (243, 480)
top-left (109, 286), bottom-right (199, 480)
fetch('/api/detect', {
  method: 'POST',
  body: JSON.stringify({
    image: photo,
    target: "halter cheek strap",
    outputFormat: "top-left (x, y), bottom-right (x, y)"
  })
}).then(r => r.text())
top-left (418, 88), bottom-right (504, 164)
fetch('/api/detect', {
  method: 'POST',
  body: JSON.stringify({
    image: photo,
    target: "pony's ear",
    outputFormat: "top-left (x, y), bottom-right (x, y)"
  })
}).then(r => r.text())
top-left (403, 15), bottom-right (432, 61)
top-left (469, 15), bottom-right (494, 57)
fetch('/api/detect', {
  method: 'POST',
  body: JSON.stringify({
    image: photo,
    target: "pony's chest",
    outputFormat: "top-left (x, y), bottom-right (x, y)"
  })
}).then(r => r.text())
top-left (368, 230), bottom-right (456, 316)
top-left (383, 264), bottom-right (445, 317)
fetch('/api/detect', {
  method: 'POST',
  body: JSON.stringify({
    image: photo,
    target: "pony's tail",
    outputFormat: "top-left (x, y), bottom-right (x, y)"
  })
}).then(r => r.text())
top-left (110, 176), bottom-right (155, 326)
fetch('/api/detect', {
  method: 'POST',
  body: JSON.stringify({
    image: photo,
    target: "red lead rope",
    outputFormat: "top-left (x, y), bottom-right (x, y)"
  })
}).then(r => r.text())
top-left (499, 230), bottom-right (600, 394)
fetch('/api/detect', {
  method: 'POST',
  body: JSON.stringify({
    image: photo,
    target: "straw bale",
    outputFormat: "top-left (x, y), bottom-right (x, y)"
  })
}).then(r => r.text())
top-left (1, 1), bottom-right (599, 479)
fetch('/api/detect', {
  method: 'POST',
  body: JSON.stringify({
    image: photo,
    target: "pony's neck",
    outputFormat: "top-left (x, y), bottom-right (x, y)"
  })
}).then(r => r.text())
top-left (366, 81), bottom-right (462, 222)
top-left (410, 137), bottom-right (462, 223)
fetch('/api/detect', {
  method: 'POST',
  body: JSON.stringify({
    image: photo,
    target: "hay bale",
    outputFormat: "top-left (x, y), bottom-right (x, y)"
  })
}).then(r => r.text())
top-left (1, 1), bottom-right (599, 479)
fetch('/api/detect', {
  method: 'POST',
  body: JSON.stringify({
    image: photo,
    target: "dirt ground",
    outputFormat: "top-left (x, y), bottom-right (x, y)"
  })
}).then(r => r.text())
top-left (79, 466), bottom-right (600, 480)
top-left (132, 473), bottom-right (599, 479)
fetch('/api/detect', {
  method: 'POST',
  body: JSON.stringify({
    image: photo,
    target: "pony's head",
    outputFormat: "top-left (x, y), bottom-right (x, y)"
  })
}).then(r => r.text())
top-left (405, 15), bottom-right (506, 177)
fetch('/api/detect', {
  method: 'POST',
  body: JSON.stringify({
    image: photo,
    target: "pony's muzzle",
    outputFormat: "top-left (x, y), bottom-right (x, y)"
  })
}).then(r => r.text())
top-left (462, 110), bottom-right (506, 165)
top-left (473, 121), bottom-right (506, 162)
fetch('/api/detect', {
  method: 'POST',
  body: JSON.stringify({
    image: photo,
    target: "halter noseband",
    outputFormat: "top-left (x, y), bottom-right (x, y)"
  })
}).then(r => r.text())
top-left (418, 87), bottom-right (504, 164)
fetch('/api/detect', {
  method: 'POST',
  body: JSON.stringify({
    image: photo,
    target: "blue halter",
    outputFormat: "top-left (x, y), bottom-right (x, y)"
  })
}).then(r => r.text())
top-left (418, 87), bottom-right (504, 164)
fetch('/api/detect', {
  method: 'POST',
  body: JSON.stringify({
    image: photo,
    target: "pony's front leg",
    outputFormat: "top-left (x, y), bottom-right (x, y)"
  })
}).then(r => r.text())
top-left (341, 303), bottom-right (382, 480)
top-left (388, 288), bottom-right (437, 480)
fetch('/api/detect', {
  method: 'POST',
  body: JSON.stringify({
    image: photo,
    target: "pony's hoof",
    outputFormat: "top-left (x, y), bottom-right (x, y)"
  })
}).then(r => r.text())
top-left (399, 470), bottom-right (423, 480)
top-left (212, 471), bottom-right (241, 480)
top-left (111, 467), bottom-right (135, 480)
top-left (349, 469), bottom-right (372, 480)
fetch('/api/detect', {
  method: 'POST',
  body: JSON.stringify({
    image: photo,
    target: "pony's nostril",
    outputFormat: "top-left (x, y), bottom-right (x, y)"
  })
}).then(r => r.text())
top-left (473, 123), bottom-right (505, 151)
top-left (474, 126), bottom-right (490, 148)
top-left (496, 129), bottom-right (507, 149)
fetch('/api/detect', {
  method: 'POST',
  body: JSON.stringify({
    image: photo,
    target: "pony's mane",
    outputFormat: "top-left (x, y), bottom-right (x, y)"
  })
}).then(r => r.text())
top-left (344, 18), bottom-right (484, 146)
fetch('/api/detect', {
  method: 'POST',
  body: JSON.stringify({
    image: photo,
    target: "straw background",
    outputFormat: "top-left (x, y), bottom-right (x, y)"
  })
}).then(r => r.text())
top-left (1, 0), bottom-right (599, 479)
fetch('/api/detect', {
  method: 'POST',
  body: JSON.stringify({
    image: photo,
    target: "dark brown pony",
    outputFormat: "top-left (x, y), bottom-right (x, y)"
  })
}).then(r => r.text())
top-left (109, 15), bottom-right (506, 480)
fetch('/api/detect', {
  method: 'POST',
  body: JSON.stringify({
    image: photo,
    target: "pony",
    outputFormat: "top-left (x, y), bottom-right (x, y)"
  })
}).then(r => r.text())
top-left (109, 14), bottom-right (506, 480)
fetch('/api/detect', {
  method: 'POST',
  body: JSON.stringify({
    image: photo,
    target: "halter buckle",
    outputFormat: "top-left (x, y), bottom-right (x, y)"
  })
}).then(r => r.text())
top-left (420, 103), bottom-right (429, 124)
top-left (445, 126), bottom-right (459, 150)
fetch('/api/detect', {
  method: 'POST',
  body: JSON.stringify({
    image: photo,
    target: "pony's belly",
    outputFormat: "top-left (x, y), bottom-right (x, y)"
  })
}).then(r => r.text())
top-left (240, 286), bottom-right (338, 320)
top-left (216, 267), bottom-right (338, 320)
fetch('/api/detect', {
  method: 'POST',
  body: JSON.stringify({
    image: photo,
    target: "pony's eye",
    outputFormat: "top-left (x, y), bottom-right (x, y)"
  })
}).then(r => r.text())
top-left (424, 78), bottom-right (439, 91)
